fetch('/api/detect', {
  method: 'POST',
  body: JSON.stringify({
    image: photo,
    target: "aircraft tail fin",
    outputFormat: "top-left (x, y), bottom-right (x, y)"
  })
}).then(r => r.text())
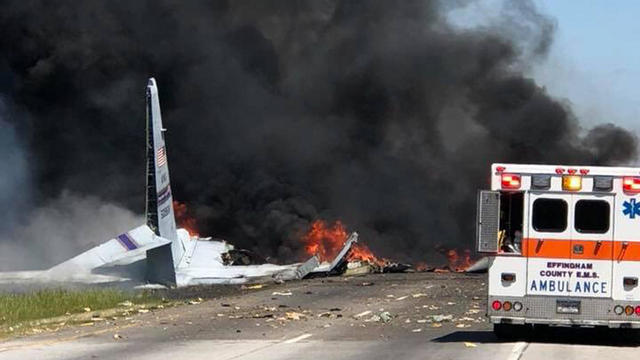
top-left (145, 78), bottom-right (184, 285)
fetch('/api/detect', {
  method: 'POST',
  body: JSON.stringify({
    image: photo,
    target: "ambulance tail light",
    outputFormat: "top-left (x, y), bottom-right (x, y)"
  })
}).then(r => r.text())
top-left (614, 305), bottom-right (624, 315)
top-left (513, 302), bottom-right (523, 312)
top-left (491, 300), bottom-right (502, 311)
top-left (502, 301), bottom-right (512, 311)
top-left (625, 305), bottom-right (634, 316)
top-left (562, 175), bottom-right (582, 191)
top-left (635, 306), bottom-right (640, 316)
top-left (623, 177), bottom-right (640, 193)
top-left (501, 174), bottom-right (521, 189)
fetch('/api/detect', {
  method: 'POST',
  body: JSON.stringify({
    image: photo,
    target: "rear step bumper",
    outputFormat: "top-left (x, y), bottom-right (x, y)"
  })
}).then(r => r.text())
top-left (488, 296), bottom-right (640, 327)
top-left (491, 316), bottom-right (640, 328)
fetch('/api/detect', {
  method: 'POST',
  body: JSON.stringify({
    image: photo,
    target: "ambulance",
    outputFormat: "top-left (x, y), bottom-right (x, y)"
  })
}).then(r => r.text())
top-left (477, 163), bottom-right (640, 336)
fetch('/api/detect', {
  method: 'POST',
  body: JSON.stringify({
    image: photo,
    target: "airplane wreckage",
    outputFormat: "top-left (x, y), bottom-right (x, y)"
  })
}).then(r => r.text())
top-left (0, 79), bottom-right (484, 288)
top-left (0, 79), bottom-right (361, 288)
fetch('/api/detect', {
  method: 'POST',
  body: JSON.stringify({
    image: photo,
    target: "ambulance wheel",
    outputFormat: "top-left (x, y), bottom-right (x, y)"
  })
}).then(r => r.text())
top-left (620, 329), bottom-right (640, 343)
top-left (493, 324), bottom-right (528, 340)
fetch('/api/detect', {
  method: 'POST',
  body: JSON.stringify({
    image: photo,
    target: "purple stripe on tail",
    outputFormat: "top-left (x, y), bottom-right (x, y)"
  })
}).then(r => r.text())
top-left (117, 233), bottom-right (138, 251)
top-left (158, 185), bottom-right (172, 205)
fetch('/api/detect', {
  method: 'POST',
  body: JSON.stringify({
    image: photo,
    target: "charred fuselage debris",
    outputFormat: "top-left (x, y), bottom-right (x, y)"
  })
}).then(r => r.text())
top-left (222, 249), bottom-right (267, 266)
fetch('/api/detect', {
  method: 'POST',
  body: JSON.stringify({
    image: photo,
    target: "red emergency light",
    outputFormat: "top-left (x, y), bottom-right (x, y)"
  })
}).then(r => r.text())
top-left (623, 177), bottom-right (640, 193)
top-left (501, 174), bottom-right (521, 189)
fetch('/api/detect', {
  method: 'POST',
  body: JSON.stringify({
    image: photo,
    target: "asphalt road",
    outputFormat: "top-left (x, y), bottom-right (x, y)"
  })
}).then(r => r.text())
top-left (1, 272), bottom-right (640, 359)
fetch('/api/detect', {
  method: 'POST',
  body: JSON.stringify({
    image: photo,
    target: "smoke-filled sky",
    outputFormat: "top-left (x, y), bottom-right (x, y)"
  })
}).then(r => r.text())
top-left (452, 0), bottom-right (640, 132)
top-left (0, 0), bottom-right (637, 270)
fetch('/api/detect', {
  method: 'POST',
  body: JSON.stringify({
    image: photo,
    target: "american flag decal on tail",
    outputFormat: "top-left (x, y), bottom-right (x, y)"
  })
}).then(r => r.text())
top-left (157, 146), bottom-right (167, 167)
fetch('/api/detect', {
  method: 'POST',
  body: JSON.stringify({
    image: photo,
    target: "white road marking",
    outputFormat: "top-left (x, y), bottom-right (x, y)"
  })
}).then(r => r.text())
top-left (223, 334), bottom-right (314, 360)
top-left (507, 342), bottom-right (529, 360)
top-left (283, 333), bottom-right (313, 344)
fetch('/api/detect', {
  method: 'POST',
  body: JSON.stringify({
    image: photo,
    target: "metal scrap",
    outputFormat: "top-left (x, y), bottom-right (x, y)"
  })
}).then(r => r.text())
top-left (431, 314), bottom-right (453, 322)
top-left (353, 310), bottom-right (372, 318)
top-left (221, 249), bottom-right (267, 266)
top-left (365, 311), bottom-right (392, 323)
top-left (285, 312), bottom-right (305, 320)
top-left (241, 284), bottom-right (264, 290)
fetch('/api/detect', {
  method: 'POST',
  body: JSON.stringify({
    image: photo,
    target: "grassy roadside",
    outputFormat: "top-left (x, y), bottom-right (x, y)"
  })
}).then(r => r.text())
top-left (0, 288), bottom-right (163, 338)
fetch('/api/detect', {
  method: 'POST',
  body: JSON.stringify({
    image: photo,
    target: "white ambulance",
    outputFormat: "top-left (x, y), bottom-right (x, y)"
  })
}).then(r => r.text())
top-left (477, 163), bottom-right (640, 336)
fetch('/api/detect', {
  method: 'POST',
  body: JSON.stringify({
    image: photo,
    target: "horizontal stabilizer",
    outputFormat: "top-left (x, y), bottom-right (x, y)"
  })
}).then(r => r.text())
top-left (49, 225), bottom-right (171, 275)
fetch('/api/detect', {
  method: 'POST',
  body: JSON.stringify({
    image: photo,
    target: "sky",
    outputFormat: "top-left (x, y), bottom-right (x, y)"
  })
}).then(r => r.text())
top-left (448, 0), bottom-right (640, 135)
top-left (533, 1), bottom-right (640, 132)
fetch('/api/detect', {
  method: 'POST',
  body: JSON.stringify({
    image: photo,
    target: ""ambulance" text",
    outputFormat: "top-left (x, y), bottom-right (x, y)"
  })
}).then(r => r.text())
top-left (529, 280), bottom-right (608, 294)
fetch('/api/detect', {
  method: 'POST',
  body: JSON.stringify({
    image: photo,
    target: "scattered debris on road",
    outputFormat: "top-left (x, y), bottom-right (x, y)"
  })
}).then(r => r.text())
top-left (354, 310), bottom-right (372, 318)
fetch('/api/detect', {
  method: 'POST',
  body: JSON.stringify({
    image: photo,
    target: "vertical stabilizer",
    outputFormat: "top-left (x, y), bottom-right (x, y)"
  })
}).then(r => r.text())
top-left (145, 78), bottom-right (183, 285)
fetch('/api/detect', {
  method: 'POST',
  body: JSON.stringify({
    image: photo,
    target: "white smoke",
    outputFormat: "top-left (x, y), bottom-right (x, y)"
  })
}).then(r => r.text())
top-left (0, 191), bottom-right (143, 270)
top-left (0, 96), bottom-right (143, 271)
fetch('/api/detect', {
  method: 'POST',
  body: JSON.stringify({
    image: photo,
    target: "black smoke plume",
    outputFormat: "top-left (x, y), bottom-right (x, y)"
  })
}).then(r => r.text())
top-left (0, 0), bottom-right (636, 268)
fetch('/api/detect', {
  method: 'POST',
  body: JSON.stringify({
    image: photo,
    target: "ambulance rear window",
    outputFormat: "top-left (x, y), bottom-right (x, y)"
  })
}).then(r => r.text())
top-left (532, 198), bottom-right (567, 232)
top-left (575, 200), bottom-right (610, 233)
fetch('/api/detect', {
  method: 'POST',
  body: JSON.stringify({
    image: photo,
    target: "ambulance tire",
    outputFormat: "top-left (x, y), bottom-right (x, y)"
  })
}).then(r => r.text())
top-left (620, 328), bottom-right (640, 343)
top-left (493, 324), bottom-right (529, 340)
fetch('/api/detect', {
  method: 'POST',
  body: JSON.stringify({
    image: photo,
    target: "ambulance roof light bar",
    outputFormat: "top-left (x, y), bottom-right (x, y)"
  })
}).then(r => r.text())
top-left (623, 177), bottom-right (640, 193)
top-left (562, 175), bottom-right (582, 191)
top-left (501, 174), bottom-right (521, 189)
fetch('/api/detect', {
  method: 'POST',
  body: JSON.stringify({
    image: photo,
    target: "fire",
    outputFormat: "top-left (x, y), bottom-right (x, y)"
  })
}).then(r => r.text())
top-left (303, 220), bottom-right (348, 262)
top-left (347, 242), bottom-right (386, 267)
top-left (303, 220), bottom-right (385, 265)
top-left (173, 200), bottom-right (199, 236)
top-left (302, 220), bottom-right (475, 273)
top-left (415, 262), bottom-right (430, 272)
top-left (445, 249), bottom-right (474, 272)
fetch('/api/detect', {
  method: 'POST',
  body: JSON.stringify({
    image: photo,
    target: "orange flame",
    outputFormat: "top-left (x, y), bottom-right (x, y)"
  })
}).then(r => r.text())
top-left (303, 220), bottom-right (385, 265)
top-left (347, 242), bottom-right (386, 267)
top-left (302, 221), bottom-right (476, 272)
top-left (303, 220), bottom-right (348, 262)
top-left (415, 262), bottom-right (430, 272)
top-left (445, 249), bottom-right (474, 272)
top-left (173, 200), bottom-right (199, 236)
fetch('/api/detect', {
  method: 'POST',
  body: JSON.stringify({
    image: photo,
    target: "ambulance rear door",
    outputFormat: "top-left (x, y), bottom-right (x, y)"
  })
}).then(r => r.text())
top-left (525, 191), bottom-right (573, 296)
top-left (570, 193), bottom-right (614, 298)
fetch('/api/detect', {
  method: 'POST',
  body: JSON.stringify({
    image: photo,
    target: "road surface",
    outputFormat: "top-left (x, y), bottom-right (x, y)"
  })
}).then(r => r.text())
top-left (1, 273), bottom-right (639, 359)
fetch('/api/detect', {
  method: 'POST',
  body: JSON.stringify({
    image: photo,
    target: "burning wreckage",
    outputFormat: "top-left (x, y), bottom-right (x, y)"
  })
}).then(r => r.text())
top-left (0, 79), bottom-right (481, 289)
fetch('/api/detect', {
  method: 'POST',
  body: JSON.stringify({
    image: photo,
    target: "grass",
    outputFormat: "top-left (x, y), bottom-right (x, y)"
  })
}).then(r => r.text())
top-left (0, 288), bottom-right (160, 334)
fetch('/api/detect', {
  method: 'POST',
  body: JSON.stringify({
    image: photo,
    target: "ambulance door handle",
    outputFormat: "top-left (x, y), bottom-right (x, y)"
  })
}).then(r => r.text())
top-left (535, 239), bottom-right (544, 253)
top-left (594, 241), bottom-right (602, 254)
top-left (618, 242), bottom-right (630, 261)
